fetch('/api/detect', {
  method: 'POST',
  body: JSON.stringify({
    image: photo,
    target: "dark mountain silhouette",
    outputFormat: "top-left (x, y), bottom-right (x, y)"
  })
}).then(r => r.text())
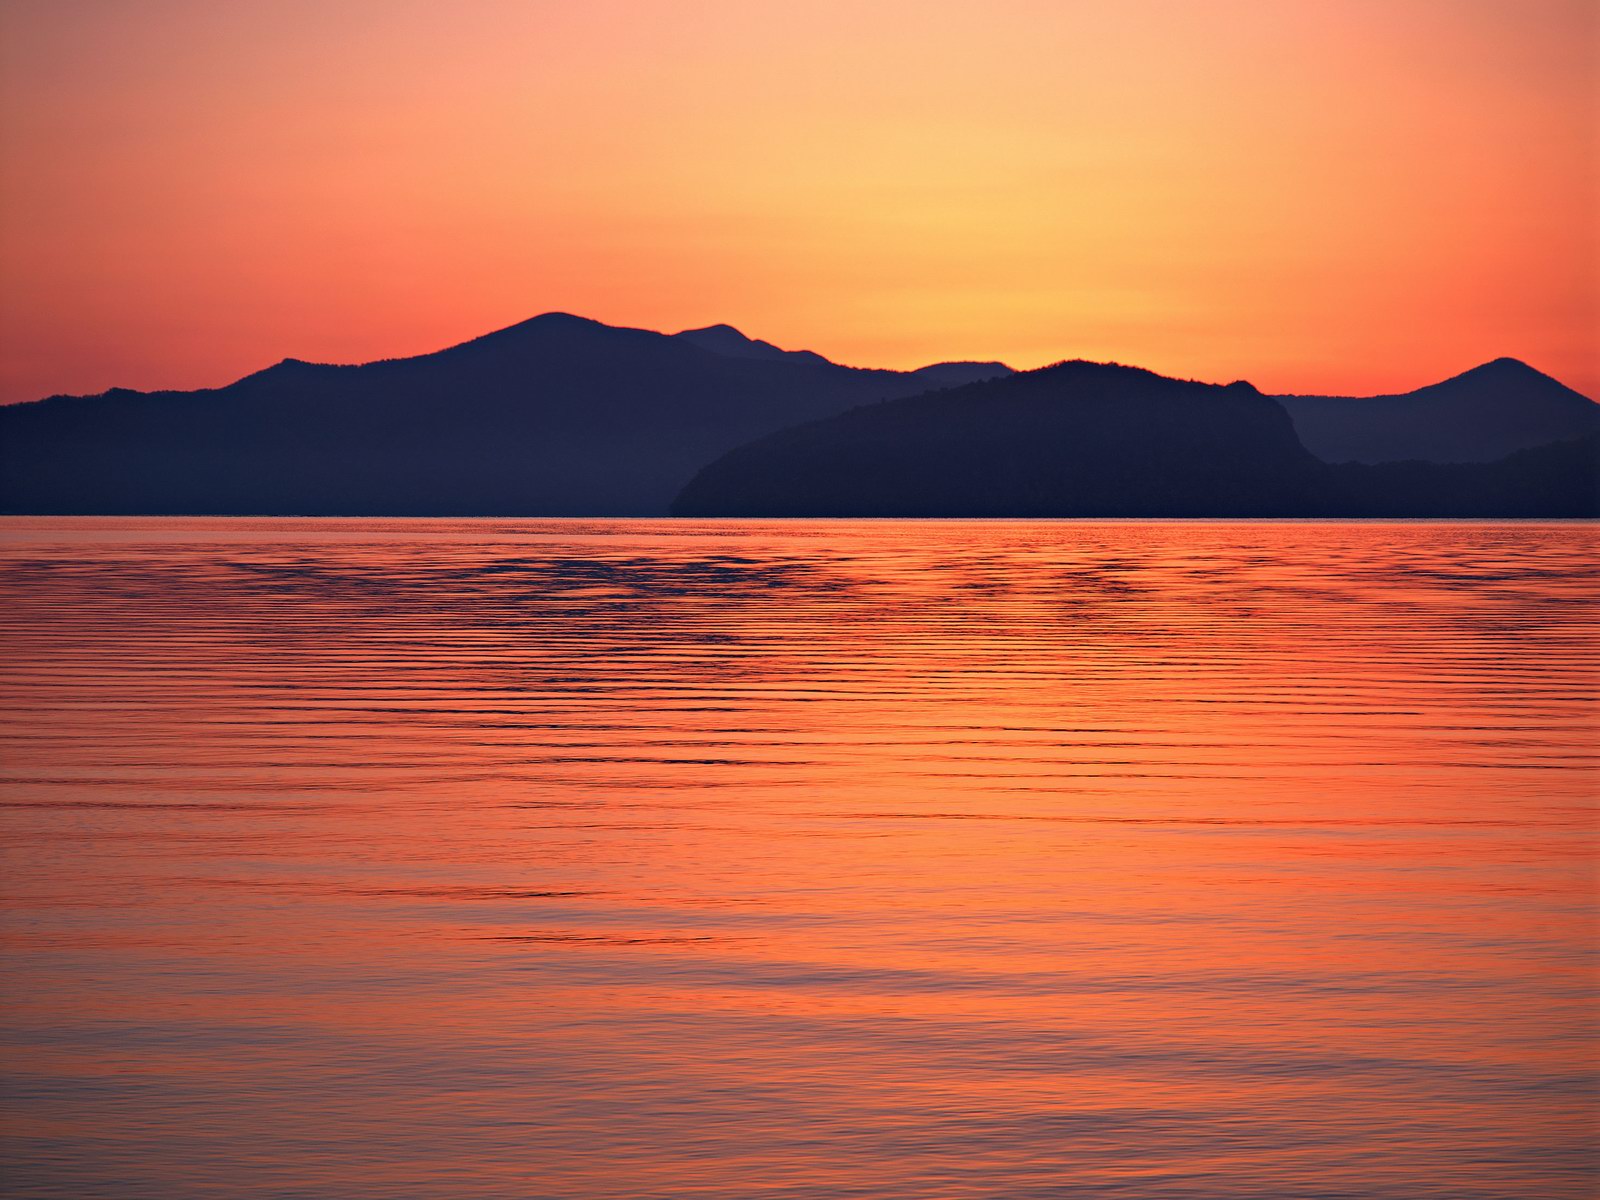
top-left (0, 314), bottom-right (1012, 515)
top-left (672, 323), bottom-right (834, 366)
top-left (671, 324), bottom-right (1013, 388)
top-left (1325, 434), bottom-right (1599, 516)
top-left (904, 361), bottom-right (1017, 388)
top-left (672, 360), bottom-right (1598, 518)
top-left (674, 361), bottom-right (1329, 517)
top-left (1275, 358), bottom-right (1598, 463)
top-left (6, 319), bottom-right (1592, 518)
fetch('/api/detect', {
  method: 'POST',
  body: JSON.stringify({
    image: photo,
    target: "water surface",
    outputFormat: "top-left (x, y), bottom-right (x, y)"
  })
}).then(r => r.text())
top-left (1, 518), bottom-right (1594, 1198)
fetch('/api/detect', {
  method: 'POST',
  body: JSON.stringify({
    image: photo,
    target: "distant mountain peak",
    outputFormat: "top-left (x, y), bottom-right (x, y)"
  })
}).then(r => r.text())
top-left (234, 356), bottom-right (330, 386)
top-left (437, 312), bottom-right (628, 360)
top-left (1454, 357), bottom-right (1546, 383)
top-left (908, 361), bottom-right (1014, 387)
top-left (674, 323), bottom-right (765, 353)
top-left (682, 322), bottom-right (748, 340)
top-left (1276, 354), bottom-right (1597, 465)
top-left (1427, 356), bottom-right (1590, 400)
top-left (483, 312), bottom-right (612, 339)
top-left (525, 311), bottom-right (602, 328)
top-left (673, 323), bottom-right (833, 366)
top-left (1035, 359), bottom-right (1171, 387)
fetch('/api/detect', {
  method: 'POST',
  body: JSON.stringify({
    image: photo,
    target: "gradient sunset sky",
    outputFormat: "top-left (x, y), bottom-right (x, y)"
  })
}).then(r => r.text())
top-left (1, 0), bottom-right (1595, 404)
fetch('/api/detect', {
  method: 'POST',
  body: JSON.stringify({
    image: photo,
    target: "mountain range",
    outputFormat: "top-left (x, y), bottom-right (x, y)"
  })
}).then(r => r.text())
top-left (673, 360), bottom-right (1597, 518)
top-left (0, 315), bottom-right (1008, 516)
top-left (0, 314), bottom-right (1593, 517)
top-left (1275, 358), bottom-right (1599, 463)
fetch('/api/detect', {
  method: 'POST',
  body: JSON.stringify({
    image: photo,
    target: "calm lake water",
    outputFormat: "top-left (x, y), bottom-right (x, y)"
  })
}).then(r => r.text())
top-left (0, 518), bottom-right (1594, 1199)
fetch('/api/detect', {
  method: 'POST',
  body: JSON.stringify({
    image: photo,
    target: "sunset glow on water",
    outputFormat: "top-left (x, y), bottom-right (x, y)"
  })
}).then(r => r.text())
top-left (0, 518), bottom-right (1595, 1198)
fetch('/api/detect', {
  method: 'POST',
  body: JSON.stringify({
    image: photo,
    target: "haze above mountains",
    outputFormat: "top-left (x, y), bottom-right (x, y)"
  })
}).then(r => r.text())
top-left (1, 315), bottom-right (1594, 517)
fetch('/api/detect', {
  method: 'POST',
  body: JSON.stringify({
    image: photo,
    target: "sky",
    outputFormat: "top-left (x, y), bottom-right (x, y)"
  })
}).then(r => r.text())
top-left (0, 0), bottom-right (1595, 403)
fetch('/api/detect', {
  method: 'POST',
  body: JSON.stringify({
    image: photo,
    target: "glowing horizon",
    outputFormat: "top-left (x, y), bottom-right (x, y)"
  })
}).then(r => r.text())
top-left (1, 0), bottom-right (1595, 404)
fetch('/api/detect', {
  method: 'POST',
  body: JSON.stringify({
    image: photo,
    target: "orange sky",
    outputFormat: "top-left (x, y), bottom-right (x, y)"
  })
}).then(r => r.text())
top-left (1, 0), bottom-right (1595, 403)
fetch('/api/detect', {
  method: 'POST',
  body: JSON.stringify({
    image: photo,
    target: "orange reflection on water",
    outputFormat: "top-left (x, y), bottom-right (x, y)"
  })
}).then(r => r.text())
top-left (0, 518), bottom-right (1594, 1199)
